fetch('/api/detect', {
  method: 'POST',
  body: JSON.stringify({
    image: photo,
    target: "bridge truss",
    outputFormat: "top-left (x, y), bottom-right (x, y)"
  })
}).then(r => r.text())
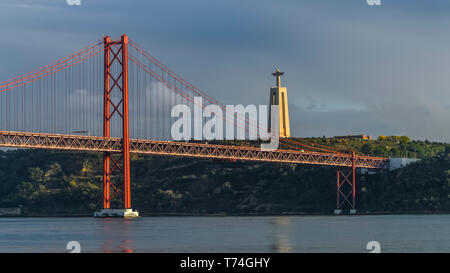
top-left (0, 131), bottom-right (388, 169)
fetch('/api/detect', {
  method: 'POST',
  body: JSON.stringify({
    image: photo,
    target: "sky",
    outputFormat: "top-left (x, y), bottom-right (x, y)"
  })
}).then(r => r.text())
top-left (1, 0), bottom-right (450, 142)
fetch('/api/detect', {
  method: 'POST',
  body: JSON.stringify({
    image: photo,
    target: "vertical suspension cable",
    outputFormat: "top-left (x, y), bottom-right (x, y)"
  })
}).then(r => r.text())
top-left (145, 52), bottom-right (148, 139)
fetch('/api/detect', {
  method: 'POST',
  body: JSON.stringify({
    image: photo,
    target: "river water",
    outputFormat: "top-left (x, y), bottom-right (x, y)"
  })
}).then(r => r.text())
top-left (0, 215), bottom-right (449, 253)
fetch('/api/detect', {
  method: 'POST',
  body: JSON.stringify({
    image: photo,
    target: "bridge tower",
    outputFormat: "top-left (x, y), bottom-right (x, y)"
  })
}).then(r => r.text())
top-left (269, 69), bottom-right (291, 138)
top-left (335, 151), bottom-right (357, 215)
top-left (94, 34), bottom-right (138, 218)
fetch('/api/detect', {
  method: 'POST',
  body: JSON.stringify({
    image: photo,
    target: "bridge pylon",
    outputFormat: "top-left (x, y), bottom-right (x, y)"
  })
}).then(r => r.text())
top-left (335, 151), bottom-right (357, 215)
top-left (94, 34), bottom-right (138, 218)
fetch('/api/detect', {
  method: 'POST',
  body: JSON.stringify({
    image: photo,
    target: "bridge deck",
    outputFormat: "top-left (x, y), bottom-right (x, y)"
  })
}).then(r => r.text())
top-left (0, 131), bottom-right (389, 169)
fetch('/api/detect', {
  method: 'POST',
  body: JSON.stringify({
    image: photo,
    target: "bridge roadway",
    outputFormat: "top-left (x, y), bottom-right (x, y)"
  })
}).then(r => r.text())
top-left (0, 131), bottom-right (389, 169)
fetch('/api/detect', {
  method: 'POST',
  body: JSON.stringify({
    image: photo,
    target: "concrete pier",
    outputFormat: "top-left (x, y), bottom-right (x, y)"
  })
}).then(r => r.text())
top-left (94, 208), bottom-right (139, 218)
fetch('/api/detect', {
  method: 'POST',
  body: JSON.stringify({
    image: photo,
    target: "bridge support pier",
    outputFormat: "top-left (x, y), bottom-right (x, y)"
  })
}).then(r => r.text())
top-left (94, 209), bottom-right (139, 218)
top-left (94, 34), bottom-right (139, 218)
top-left (335, 151), bottom-right (357, 215)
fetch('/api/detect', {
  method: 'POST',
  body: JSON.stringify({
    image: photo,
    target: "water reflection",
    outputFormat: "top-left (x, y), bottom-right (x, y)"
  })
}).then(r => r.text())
top-left (99, 219), bottom-right (135, 253)
top-left (1, 215), bottom-right (448, 253)
top-left (270, 216), bottom-right (293, 253)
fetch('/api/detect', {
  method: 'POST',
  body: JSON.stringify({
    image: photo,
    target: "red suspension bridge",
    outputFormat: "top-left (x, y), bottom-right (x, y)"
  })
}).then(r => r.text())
top-left (0, 34), bottom-right (388, 217)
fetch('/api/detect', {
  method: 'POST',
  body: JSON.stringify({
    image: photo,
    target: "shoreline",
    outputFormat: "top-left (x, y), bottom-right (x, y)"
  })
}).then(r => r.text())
top-left (2, 211), bottom-right (450, 217)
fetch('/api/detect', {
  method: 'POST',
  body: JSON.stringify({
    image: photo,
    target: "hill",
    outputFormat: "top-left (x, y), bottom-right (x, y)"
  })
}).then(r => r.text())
top-left (0, 137), bottom-right (448, 215)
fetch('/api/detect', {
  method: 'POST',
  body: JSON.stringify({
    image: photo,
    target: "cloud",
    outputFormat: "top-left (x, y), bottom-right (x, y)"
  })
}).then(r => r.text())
top-left (1, 0), bottom-right (450, 141)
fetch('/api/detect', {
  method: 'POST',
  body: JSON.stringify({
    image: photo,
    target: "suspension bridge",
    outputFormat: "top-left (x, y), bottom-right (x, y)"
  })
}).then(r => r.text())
top-left (0, 34), bottom-right (388, 217)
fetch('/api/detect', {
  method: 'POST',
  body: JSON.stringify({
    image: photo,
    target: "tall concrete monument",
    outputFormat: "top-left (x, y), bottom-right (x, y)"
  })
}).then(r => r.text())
top-left (269, 69), bottom-right (291, 138)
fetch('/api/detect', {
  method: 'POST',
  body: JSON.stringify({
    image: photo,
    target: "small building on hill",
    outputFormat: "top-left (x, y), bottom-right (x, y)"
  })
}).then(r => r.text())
top-left (333, 134), bottom-right (373, 140)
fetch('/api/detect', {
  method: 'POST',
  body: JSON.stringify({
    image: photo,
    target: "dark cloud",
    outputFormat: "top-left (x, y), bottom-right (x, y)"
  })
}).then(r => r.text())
top-left (1, 0), bottom-right (449, 141)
